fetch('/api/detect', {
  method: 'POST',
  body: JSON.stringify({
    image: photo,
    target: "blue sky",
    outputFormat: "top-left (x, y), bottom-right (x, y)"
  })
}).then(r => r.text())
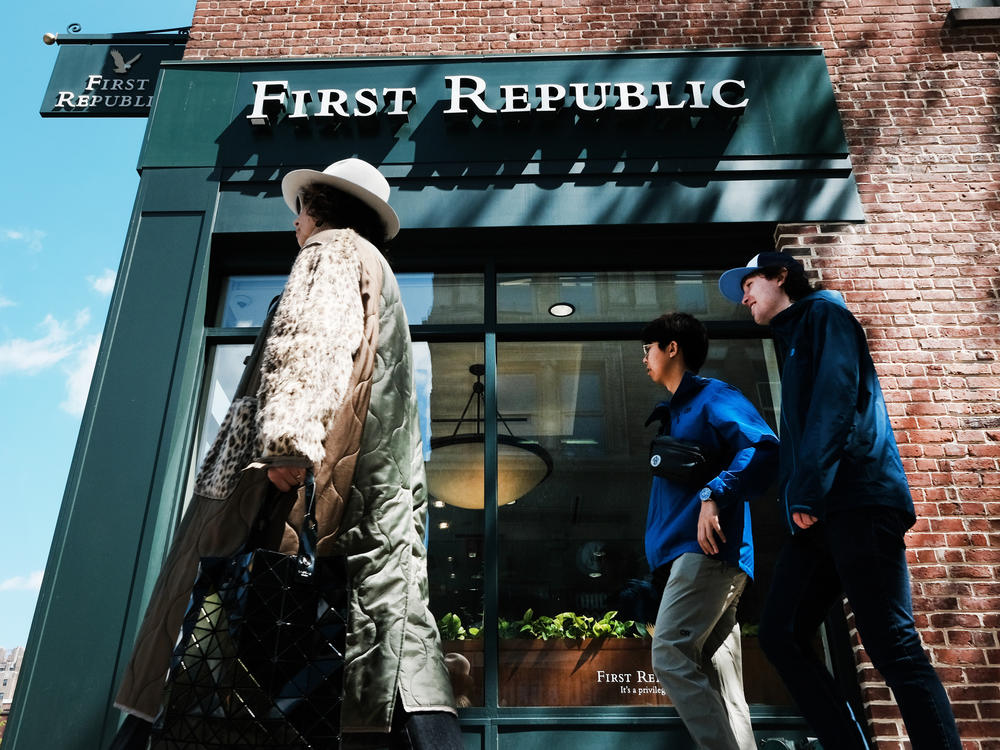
top-left (1, 1), bottom-right (196, 650)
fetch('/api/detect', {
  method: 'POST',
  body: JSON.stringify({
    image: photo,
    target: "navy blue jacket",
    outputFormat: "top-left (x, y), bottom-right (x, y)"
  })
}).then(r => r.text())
top-left (645, 372), bottom-right (779, 579)
top-left (769, 290), bottom-right (915, 530)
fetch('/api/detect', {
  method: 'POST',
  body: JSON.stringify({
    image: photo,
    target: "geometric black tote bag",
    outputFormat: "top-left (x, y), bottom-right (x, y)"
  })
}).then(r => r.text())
top-left (151, 473), bottom-right (347, 750)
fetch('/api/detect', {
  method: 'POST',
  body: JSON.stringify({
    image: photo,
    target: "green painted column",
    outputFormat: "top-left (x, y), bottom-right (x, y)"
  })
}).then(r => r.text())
top-left (4, 168), bottom-right (219, 750)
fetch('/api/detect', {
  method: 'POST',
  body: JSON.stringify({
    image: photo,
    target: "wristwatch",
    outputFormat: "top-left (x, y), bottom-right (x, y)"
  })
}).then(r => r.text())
top-left (699, 487), bottom-right (712, 502)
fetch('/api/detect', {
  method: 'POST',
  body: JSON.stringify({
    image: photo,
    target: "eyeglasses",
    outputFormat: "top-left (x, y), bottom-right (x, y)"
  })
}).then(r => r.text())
top-left (642, 343), bottom-right (654, 358)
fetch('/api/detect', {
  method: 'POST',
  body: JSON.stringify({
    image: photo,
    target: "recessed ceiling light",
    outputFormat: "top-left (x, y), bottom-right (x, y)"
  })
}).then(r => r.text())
top-left (548, 302), bottom-right (576, 317)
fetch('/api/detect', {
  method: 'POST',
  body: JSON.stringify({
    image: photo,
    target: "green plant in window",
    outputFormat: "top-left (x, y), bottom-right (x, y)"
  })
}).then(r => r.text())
top-left (437, 612), bottom-right (467, 641)
top-left (440, 610), bottom-right (646, 641)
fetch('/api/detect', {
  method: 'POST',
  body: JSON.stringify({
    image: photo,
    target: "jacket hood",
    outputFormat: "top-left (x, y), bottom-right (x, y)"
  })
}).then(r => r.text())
top-left (770, 289), bottom-right (845, 340)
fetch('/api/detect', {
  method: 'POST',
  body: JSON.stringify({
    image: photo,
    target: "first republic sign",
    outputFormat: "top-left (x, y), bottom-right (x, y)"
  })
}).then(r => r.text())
top-left (41, 42), bottom-right (185, 117)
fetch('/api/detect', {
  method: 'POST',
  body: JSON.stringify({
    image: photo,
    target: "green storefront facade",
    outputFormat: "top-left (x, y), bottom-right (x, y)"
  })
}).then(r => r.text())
top-left (10, 48), bottom-right (863, 749)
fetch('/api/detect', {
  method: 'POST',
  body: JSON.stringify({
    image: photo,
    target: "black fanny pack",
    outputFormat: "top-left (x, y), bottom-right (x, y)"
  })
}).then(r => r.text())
top-left (648, 434), bottom-right (713, 485)
top-left (645, 404), bottom-right (717, 486)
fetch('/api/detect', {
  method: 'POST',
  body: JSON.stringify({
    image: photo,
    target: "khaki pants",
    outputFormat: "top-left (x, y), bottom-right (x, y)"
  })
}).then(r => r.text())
top-left (651, 553), bottom-right (755, 750)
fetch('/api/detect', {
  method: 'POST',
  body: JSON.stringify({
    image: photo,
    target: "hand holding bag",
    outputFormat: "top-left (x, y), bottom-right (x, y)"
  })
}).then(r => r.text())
top-left (151, 470), bottom-right (348, 750)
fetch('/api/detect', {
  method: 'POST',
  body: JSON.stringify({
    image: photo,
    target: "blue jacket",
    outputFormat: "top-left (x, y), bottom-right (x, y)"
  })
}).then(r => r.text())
top-left (769, 290), bottom-right (915, 530)
top-left (645, 372), bottom-right (779, 579)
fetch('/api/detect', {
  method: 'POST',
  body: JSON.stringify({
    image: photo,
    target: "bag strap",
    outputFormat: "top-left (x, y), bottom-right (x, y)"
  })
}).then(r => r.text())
top-left (644, 403), bottom-right (672, 435)
top-left (234, 295), bottom-right (323, 561)
top-left (300, 468), bottom-right (319, 567)
top-left (234, 295), bottom-right (281, 400)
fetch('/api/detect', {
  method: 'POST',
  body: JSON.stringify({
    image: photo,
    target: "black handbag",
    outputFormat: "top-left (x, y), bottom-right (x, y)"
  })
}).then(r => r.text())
top-left (151, 471), bottom-right (347, 750)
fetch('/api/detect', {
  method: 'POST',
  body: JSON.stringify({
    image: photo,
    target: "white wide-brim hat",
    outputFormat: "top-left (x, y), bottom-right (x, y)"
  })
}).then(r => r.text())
top-left (281, 157), bottom-right (400, 240)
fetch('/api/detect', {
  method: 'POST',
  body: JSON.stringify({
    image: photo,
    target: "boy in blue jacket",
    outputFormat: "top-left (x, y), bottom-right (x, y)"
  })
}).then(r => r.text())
top-left (642, 312), bottom-right (778, 750)
top-left (719, 252), bottom-right (961, 749)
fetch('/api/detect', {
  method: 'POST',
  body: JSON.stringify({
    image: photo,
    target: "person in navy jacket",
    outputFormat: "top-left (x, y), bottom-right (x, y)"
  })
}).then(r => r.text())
top-left (719, 252), bottom-right (961, 750)
top-left (641, 312), bottom-right (778, 750)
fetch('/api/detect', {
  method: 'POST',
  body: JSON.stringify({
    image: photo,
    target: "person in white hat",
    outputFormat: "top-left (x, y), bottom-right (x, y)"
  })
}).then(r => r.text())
top-left (717, 253), bottom-right (961, 750)
top-left (110, 158), bottom-right (463, 750)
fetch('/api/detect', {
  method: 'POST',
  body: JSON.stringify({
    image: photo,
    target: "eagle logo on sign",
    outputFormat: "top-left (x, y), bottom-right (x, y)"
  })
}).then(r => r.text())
top-left (109, 49), bottom-right (141, 74)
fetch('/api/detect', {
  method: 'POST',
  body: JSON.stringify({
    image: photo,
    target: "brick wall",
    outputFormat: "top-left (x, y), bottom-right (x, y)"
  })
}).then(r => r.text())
top-left (185, 2), bottom-right (1000, 746)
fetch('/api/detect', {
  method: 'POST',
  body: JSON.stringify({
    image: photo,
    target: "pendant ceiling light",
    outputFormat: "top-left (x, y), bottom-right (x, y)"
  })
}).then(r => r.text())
top-left (426, 364), bottom-right (553, 509)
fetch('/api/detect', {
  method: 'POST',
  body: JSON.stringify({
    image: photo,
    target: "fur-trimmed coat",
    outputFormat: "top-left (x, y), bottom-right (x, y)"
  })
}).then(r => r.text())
top-left (114, 228), bottom-right (456, 732)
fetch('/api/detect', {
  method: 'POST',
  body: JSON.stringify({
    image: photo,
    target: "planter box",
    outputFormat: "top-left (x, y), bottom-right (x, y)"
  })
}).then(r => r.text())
top-left (442, 637), bottom-right (792, 708)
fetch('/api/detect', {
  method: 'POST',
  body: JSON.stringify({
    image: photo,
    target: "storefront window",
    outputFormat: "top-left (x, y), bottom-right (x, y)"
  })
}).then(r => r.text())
top-left (399, 273), bottom-right (484, 324)
top-left (491, 338), bottom-right (790, 707)
top-left (200, 266), bottom-right (794, 711)
top-left (218, 276), bottom-right (286, 328)
top-left (216, 272), bottom-right (484, 328)
top-left (194, 343), bottom-right (253, 469)
top-left (497, 271), bottom-right (748, 324)
top-left (421, 342), bottom-right (487, 707)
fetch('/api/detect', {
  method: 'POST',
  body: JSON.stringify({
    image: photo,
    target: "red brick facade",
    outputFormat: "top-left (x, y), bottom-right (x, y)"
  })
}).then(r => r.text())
top-left (184, 3), bottom-right (1000, 747)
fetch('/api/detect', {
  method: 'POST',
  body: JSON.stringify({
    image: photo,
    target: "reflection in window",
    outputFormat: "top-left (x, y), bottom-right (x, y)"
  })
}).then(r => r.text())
top-left (420, 342), bottom-right (487, 707)
top-left (398, 273), bottom-right (484, 325)
top-left (218, 276), bottom-right (285, 327)
top-left (491, 339), bottom-right (790, 708)
top-left (217, 273), bottom-right (485, 328)
top-left (194, 344), bottom-right (253, 470)
top-left (497, 271), bottom-right (746, 324)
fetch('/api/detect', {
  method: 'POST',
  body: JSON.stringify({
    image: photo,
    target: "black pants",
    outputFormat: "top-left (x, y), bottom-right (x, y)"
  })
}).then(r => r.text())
top-left (758, 507), bottom-right (961, 750)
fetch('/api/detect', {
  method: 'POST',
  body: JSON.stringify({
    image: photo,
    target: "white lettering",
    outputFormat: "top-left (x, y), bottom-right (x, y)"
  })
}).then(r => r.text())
top-left (444, 75), bottom-right (496, 115)
top-left (569, 82), bottom-right (612, 112)
top-left (712, 79), bottom-right (748, 110)
top-left (353, 88), bottom-right (379, 117)
top-left (499, 84), bottom-right (531, 113)
top-left (652, 82), bottom-right (686, 109)
top-left (288, 90), bottom-right (312, 119)
top-left (54, 91), bottom-right (75, 108)
top-left (383, 87), bottom-right (416, 117)
top-left (316, 89), bottom-right (350, 117)
top-left (615, 82), bottom-right (648, 111)
top-left (687, 80), bottom-right (709, 109)
top-left (247, 80), bottom-right (289, 125)
top-left (636, 670), bottom-right (658, 683)
top-left (535, 83), bottom-right (566, 112)
top-left (242, 76), bottom-right (750, 125)
top-left (595, 670), bottom-right (631, 683)
top-left (85, 75), bottom-right (103, 92)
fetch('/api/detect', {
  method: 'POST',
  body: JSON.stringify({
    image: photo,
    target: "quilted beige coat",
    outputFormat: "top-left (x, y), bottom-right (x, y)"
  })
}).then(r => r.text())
top-left (114, 228), bottom-right (456, 733)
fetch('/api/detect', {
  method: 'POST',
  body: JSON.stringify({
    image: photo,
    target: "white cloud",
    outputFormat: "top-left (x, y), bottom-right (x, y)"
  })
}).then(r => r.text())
top-left (0, 571), bottom-right (44, 592)
top-left (89, 269), bottom-right (117, 296)
top-left (2, 228), bottom-right (46, 253)
top-left (0, 296), bottom-right (13, 308)
top-left (61, 335), bottom-right (102, 416)
top-left (0, 309), bottom-right (91, 376)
